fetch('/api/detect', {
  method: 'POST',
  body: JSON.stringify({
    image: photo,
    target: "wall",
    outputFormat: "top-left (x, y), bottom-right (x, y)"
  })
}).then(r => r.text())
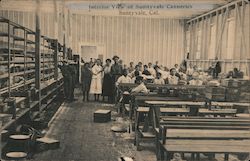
top-left (72, 14), bottom-right (185, 66)
top-left (185, 1), bottom-right (250, 76)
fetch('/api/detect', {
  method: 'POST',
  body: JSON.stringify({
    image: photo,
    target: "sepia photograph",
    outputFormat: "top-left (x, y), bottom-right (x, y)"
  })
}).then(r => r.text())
top-left (0, 0), bottom-right (250, 160)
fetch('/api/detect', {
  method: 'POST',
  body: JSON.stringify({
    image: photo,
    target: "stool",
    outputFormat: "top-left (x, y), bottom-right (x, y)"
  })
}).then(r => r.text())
top-left (9, 134), bottom-right (30, 152)
top-left (6, 152), bottom-right (27, 160)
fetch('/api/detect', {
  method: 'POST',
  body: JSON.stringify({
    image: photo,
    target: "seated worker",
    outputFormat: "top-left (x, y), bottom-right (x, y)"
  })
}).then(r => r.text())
top-left (128, 65), bottom-right (142, 78)
top-left (167, 68), bottom-right (179, 85)
top-left (178, 68), bottom-right (187, 81)
top-left (148, 62), bottom-right (156, 77)
top-left (226, 71), bottom-right (234, 78)
top-left (116, 69), bottom-right (132, 86)
top-left (131, 71), bottom-right (140, 83)
top-left (189, 72), bottom-right (203, 86)
top-left (233, 68), bottom-right (244, 78)
top-left (142, 65), bottom-right (151, 76)
top-left (154, 72), bottom-right (165, 85)
top-left (131, 76), bottom-right (149, 94)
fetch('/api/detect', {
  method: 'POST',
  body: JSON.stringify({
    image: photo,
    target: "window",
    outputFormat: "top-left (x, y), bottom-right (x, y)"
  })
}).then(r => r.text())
top-left (225, 19), bottom-right (235, 59)
top-left (208, 24), bottom-right (216, 59)
top-left (196, 30), bottom-right (202, 59)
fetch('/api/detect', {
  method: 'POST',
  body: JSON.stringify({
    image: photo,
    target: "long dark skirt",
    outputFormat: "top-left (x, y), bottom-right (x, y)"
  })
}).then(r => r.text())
top-left (102, 74), bottom-right (113, 96)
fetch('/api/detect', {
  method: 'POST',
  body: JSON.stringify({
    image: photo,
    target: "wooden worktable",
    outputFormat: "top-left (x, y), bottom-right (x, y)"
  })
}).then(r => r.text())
top-left (163, 139), bottom-right (250, 153)
top-left (165, 129), bottom-right (250, 139)
top-left (145, 100), bottom-right (205, 107)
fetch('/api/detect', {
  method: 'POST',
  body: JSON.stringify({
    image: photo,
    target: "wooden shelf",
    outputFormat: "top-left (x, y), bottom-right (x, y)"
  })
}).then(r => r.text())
top-left (0, 53), bottom-right (35, 58)
top-left (0, 17), bottom-right (65, 139)
top-left (0, 78), bottom-right (35, 95)
top-left (0, 69), bottom-right (35, 79)
top-left (0, 48), bottom-right (35, 55)
top-left (0, 32), bottom-right (35, 44)
top-left (0, 61), bottom-right (35, 65)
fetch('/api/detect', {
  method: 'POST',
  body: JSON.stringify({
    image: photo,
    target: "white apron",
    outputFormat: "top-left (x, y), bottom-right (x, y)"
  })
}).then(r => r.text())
top-left (90, 64), bottom-right (103, 94)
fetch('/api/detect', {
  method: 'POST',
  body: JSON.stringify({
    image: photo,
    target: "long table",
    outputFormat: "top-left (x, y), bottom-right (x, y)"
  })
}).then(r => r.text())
top-left (119, 83), bottom-right (206, 89)
top-left (135, 100), bottom-right (250, 145)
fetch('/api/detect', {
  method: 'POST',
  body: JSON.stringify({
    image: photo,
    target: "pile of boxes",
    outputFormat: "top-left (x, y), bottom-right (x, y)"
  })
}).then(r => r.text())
top-left (221, 79), bottom-right (250, 102)
top-left (238, 79), bottom-right (250, 102)
top-left (205, 86), bottom-right (226, 101)
top-left (221, 79), bottom-right (241, 102)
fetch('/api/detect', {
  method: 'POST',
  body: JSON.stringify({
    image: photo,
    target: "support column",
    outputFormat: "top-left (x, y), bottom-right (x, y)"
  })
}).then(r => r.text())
top-left (35, 0), bottom-right (41, 111)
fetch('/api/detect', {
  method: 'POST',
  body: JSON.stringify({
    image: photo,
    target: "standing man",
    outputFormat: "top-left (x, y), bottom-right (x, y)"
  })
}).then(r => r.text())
top-left (59, 60), bottom-right (71, 101)
top-left (111, 55), bottom-right (122, 103)
top-left (68, 61), bottom-right (78, 102)
top-left (81, 62), bottom-right (92, 102)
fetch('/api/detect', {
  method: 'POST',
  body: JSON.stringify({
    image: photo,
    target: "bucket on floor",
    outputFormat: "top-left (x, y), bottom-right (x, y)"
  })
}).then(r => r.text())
top-left (6, 151), bottom-right (27, 160)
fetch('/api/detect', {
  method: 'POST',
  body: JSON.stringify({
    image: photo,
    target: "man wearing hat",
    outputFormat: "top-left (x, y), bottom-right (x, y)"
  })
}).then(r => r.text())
top-left (111, 55), bottom-right (123, 102)
top-left (59, 60), bottom-right (71, 101)
top-left (68, 61), bottom-right (78, 102)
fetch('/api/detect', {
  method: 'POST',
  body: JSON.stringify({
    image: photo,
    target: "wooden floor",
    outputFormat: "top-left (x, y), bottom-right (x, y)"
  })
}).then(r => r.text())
top-left (25, 90), bottom-right (243, 161)
top-left (27, 90), bottom-right (156, 161)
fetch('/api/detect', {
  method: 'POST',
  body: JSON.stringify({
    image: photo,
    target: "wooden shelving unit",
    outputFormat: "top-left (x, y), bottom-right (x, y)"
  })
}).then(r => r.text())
top-left (0, 17), bottom-right (65, 155)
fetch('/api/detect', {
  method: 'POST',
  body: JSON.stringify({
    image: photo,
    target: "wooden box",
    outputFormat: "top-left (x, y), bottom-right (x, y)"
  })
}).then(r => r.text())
top-left (239, 79), bottom-right (250, 93)
top-left (221, 79), bottom-right (240, 87)
top-left (205, 93), bottom-right (225, 101)
top-left (93, 110), bottom-right (111, 123)
top-left (225, 87), bottom-right (241, 101)
top-left (205, 87), bottom-right (226, 94)
top-left (239, 92), bottom-right (250, 102)
top-left (36, 137), bottom-right (60, 152)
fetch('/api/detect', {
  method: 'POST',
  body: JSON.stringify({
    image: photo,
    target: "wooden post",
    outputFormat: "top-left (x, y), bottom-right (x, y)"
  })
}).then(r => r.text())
top-left (35, 0), bottom-right (41, 111)
top-left (54, 39), bottom-right (59, 80)
top-left (23, 30), bottom-right (27, 86)
top-left (7, 20), bottom-right (11, 98)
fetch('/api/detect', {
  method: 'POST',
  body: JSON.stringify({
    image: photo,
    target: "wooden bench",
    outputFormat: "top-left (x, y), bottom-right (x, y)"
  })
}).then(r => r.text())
top-left (135, 106), bottom-right (190, 150)
top-left (198, 108), bottom-right (237, 117)
top-left (156, 117), bottom-right (250, 161)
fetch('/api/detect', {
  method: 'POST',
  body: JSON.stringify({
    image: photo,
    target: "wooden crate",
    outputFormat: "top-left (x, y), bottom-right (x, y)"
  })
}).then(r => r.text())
top-left (225, 87), bottom-right (240, 102)
top-left (239, 92), bottom-right (250, 102)
top-left (93, 110), bottom-right (111, 123)
top-left (205, 87), bottom-right (226, 94)
top-left (221, 79), bottom-right (241, 87)
top-left (205, 93), bottom-right (225, 101)
top-left (36, 137), bottom-right (60, 151)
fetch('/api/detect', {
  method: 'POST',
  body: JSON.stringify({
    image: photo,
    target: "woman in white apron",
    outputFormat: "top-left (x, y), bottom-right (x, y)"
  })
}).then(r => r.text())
top-left (90, 59), bottom-right (103, 101)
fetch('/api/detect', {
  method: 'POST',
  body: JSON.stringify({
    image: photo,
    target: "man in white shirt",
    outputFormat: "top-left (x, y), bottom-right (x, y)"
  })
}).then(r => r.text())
top-left (174, 64), bottom-right (180, 72)
top-left (148, 62), bottom-right (156, 77)
top-left (131, 76), bottom-right (149, 94)
top-left (167, 68), bottom-right (179, 85)
top-left (154, 72), bottom-right (165, 85)
top-left (189, 72), bottom-right (203, 86)
top-left (116, 69), bottom-right (132, 86)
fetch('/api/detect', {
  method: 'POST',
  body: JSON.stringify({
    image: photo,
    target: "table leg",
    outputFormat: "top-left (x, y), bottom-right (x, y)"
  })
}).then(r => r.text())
top-left (224, 153), bottom-right (229, 161)
top-left (191, 153), bottom-right (195, 160)
top-left (196, 153), bottom-right (200, 161)
top-left (142, 107), bottom-right (152, 132)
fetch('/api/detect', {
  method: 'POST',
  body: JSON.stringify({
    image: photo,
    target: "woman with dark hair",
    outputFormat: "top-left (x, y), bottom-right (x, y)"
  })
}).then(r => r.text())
top-left (102, 59), bottom-right (113, 102)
